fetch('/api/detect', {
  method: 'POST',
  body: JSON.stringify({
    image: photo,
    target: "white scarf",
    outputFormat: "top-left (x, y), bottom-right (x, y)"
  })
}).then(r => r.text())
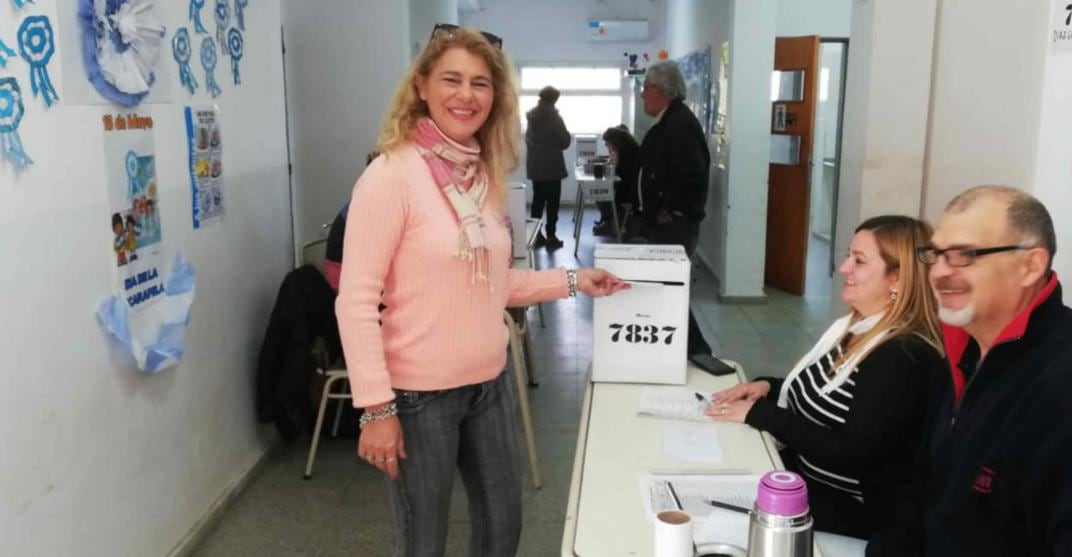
top-left (776, 312), bottom-right (893, 408)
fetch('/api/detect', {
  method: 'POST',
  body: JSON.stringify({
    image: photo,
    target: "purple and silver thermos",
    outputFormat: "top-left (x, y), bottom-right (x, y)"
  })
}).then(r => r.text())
top-left (746, 471), bottom-right (814, 557)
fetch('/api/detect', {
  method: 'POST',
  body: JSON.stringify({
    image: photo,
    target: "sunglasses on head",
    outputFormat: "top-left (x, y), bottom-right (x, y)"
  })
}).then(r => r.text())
top-left (430, 23), bottom-right (503, 49)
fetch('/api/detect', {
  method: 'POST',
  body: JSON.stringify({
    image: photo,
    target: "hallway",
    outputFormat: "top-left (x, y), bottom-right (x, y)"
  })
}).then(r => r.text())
top-left (193, 209), bottom-right (838, 556)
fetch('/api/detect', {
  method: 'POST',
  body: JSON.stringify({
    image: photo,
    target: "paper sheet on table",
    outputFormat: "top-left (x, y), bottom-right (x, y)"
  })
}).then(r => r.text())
top-left (695, 507), bottom-right (751, 549)
top-left (638, 386), bottom-right (711, 421)
top-left (663, 423), bottom-right (724, 464)
top-left (816, 531), bottom-right (867, 556)
top-left (642, 474), bottom-right (760, 548)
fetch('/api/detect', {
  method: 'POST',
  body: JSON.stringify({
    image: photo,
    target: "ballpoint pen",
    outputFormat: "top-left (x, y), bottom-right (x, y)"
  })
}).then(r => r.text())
top-left (707, 498), bottom-right (751, 515)
top-left (694, 391), bottom-right (710, 404)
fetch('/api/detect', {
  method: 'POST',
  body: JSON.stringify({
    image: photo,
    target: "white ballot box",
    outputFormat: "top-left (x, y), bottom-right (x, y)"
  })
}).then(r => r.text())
top-left (507, 182), bottom-right (527, 259)
top-left (592, 244), bottom-right (690, 384)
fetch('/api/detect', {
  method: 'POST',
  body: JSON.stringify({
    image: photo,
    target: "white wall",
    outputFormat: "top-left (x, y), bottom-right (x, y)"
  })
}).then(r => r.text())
top-left (462, 0), bottom-right (666, 202)
top-left (835, 0), bottom-right (937, 273)
top-left (0, 2), bottom-right (290, 555)
top-left (409, 0), bottom-right (460, 59)
top-left (1032, 37), bottom-right (1072, 282)
top-left (777, 0), bottom-right (852, 38)
top-left (920, 0), bottom-right (1051, 219)
top-left (462, 0), bottom-right (666, 66)
top-left (720, 0), bottom-right (779, 299)
top-left (283, 1), bottom-right (412, 250)
top-left (665, 0), bottom-right (732, 289)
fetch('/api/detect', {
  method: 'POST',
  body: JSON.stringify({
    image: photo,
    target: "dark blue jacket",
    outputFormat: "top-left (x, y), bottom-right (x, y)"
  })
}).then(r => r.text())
top-left (869, 275), bottom-right (1072, 556)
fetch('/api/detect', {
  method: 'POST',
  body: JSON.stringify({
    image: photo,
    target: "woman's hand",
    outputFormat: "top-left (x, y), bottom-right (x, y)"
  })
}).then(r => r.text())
top-left (357, 411), bottom-right (407, 480)
top-left (711, 380), bottom-right (771, 404)
top-left (576, 268), bottom-right (630, 297)
top-left (704, 398), bottom-right (755, 423)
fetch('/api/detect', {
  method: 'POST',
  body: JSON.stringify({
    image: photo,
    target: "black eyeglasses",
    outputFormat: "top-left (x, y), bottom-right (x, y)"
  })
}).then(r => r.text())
top-left (430, 23), bottom-right (503, 49)
top-left (915, 245), bottom-right (1033, 267)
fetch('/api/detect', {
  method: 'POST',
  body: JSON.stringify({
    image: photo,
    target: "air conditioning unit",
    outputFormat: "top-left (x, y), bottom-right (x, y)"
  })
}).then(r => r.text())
top-left (587, 19), bottom-right (650, 42)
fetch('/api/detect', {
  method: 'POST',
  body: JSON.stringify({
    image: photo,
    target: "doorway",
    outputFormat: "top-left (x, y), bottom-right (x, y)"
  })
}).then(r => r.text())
top-left (763, 37), bottom-right (848, 298)
top-left (806, 39), bottom-right (848, 298)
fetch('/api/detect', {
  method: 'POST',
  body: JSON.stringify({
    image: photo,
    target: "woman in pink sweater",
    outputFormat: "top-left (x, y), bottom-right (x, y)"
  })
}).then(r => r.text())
top-left (336, 25), bottom-right (627, 556)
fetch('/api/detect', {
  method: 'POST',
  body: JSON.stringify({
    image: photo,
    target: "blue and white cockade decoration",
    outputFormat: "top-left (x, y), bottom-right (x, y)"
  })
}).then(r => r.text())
top-left (0, 38), bottom-right (16, 67)
top-left (188, 0), bottom-right (207, 34)
top-left (172, 28), bottom-right (198, 94)
top-left (17, 15), bottom-right (60, 108)
top-left (125, 150), bottom-right (141, 199)
top-left (0, 77), bottom-right (33, 169)
top-left (214, 0), bottom-right (230, 55)
top-left (201, 37), bottom-right (221, 97)
top-left (234, 0), bottom-right (248, 30)
top-left (79, 0), bottom-right (167, 107)
top-left (227, 27), bottom-right (242, 85)
top-left (11, 0), bottom-right (33, 9)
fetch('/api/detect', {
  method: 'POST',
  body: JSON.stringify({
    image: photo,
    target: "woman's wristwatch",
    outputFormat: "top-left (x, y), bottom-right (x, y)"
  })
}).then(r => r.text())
top-left (566, 269), bottom-right (578, 297)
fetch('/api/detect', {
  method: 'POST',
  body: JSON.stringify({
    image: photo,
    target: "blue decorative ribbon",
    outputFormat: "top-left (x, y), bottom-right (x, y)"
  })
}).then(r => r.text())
top-left (227, 27), bottom-right (243, 85)
top-left (0, 39), bottom-right (15, 67)
top-left (17, 15), bottom-right (60, 108)
top-left (0, 77), bottom-right (32, 168)
top-left (11, 0), bottom-right (34, 9)
top-left (172, 28), bottom-right (199, 95)
top-left (189, 0), bottom-right (207, 34)
top-left (214, 0), bottom-right (231, 56)
top-left (201, 37), bottom-right (221, 97)
top-left (235, 0), bottom-right (248, 30)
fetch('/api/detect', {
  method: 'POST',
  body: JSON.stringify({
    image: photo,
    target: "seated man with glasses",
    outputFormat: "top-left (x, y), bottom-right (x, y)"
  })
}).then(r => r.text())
top-left (868, 186), bottom-right (1072, 556)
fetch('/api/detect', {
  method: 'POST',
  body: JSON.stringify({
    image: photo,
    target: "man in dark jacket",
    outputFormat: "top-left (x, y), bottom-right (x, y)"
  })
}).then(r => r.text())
top-left (868, 186), bottom-right (1072, 556)
top-left (634, 60), bottom-right (718, 368)
top-left (525, 85), bottom-right (571, 249)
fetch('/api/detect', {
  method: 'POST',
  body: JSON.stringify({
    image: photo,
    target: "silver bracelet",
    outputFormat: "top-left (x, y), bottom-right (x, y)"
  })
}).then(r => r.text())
top-left (359, 402), bottom-right (398, 429)
top-left (566, 269), bottom-right (578, 298)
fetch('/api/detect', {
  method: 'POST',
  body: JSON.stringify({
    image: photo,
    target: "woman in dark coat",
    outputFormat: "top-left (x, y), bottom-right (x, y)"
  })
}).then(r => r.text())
top-left (525, 86), bottom-right (571, 249)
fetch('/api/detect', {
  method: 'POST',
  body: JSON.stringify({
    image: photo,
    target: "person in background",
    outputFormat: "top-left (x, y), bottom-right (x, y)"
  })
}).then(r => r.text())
top-left (634, 60), bottom-right (718, 371)
top-left (868, 187), bottom-right (1072, 556)
top-left (592, 125), bottom-right (640, 237)
top-left (525, 85), bottom-right (571, 250)
top-left (324, 151), bottom-right (380, 292)
top-left (708, 216), bottom-right (946, 539)
top-left (336, 25), bottom-right (627, 556)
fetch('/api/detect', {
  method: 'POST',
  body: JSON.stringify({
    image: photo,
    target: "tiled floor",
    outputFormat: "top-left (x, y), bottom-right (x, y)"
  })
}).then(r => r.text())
top-left (192, 209), bottom-right (839, 557)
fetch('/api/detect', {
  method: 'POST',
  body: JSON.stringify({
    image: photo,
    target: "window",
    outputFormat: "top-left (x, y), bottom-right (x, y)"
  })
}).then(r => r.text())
top-left (518, 66), bottom-right (624, 135)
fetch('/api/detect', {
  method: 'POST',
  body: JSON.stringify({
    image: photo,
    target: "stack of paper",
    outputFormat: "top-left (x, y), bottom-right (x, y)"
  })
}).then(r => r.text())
top-left (637, 386), bottom-right (711, 421)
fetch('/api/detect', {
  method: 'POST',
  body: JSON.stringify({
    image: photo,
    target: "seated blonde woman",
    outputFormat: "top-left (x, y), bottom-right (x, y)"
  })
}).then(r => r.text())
top-left (707, 215), bottom-right (945, 539)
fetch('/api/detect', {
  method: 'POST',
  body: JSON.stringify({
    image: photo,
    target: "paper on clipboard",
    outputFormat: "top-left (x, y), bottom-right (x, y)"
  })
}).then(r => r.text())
top-left (641, 474), bottom-right (760, 549)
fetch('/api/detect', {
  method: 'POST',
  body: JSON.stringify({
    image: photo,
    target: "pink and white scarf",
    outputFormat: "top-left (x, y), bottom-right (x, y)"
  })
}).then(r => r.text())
top-left (412, 118), bottom-right (491, 283)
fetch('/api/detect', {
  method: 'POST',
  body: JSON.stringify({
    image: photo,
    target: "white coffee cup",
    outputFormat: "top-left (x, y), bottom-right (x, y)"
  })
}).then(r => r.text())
top-left (655, 509), bottom-right (692, 557)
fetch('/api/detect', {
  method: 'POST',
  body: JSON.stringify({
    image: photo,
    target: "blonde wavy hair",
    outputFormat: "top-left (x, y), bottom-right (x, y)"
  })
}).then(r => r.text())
top-left (376, 26), bottom-right (519, 206)
top-left (836, 215), bottom-right (945, 373)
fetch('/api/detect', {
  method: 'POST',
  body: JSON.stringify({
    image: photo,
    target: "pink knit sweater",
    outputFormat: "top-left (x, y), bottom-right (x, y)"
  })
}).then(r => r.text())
top-left (336, 144), bottom-right (568, 407)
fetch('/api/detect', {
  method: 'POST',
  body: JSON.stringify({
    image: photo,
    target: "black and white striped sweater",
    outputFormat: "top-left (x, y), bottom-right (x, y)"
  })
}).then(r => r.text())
top-left (745, 335), bottom-right (945, 539)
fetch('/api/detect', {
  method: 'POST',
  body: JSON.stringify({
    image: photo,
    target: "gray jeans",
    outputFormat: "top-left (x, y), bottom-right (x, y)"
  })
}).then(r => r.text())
top-left (385, 371), bottom-right (522, 557)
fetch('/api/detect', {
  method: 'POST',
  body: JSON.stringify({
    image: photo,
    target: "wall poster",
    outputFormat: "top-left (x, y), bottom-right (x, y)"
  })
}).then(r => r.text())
top-left (102, 108), bottom-right (166, 312)
top-left (184, 105), bottom-right (224, 228)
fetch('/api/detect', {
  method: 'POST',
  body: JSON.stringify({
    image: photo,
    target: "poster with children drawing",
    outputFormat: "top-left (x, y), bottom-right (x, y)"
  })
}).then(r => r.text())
top-left (184, 105), bottom-right (225, 228)
top-left (102, 108), bottom-right (166, 312)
